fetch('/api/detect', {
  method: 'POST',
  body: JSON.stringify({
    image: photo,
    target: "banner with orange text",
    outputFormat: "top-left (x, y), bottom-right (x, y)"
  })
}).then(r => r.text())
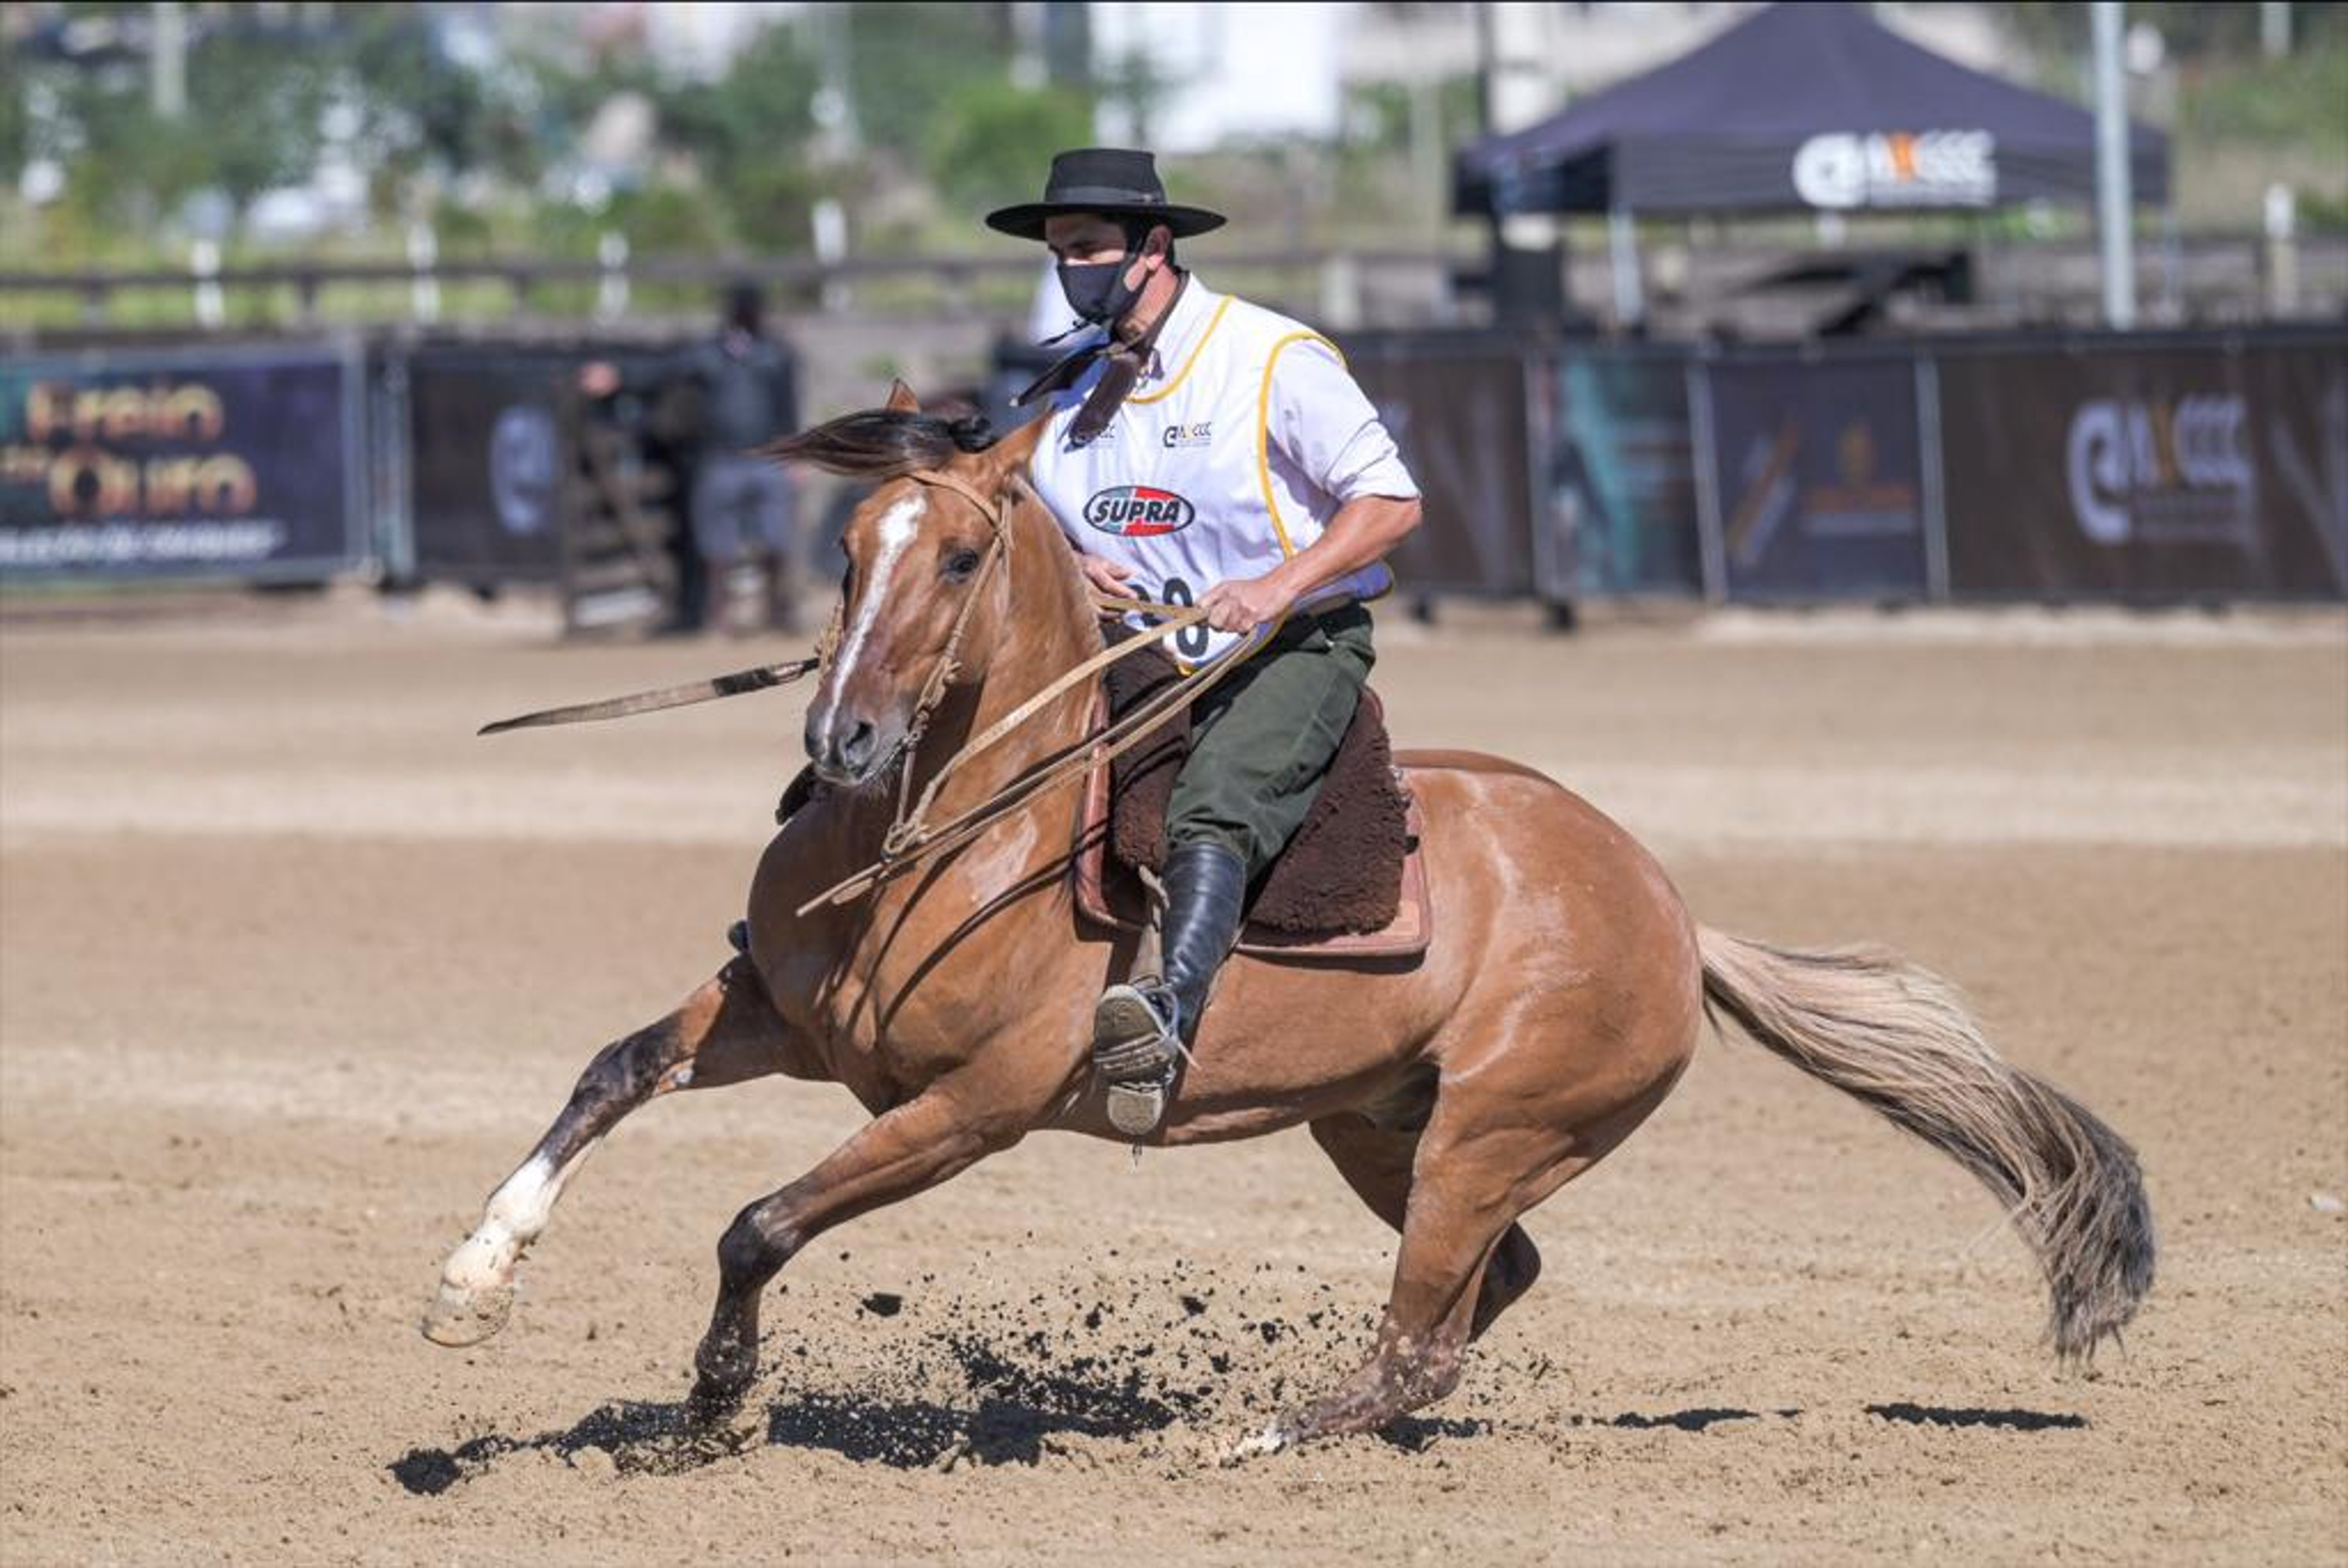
top-left (0, 345), bottom-right (364, 580)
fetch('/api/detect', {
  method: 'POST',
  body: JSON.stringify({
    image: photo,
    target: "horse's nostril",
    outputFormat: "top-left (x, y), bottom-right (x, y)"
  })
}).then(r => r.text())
top-left (841, 719), bottom-right (878, 769)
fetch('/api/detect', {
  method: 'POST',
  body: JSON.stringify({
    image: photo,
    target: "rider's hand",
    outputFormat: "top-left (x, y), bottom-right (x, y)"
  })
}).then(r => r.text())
top-left (578, 361), bottom-right (621, 398)
top-left (1199, 572), bottom-right (1298, 635)
top-left (1080, 555), bottom-right (1139, 615)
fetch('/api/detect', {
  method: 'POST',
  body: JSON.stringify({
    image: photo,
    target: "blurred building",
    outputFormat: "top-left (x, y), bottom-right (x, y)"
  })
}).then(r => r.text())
top-left (1088, 3), bottom-right (2019, 150)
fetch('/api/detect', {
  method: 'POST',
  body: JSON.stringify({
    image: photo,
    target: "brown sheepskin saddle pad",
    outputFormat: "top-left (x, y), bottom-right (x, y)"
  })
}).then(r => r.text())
top-left (1071, 638), bottom-right (1430, 961)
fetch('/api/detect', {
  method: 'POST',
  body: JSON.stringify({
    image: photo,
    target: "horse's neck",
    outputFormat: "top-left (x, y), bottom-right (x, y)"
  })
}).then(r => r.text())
top-left (904, 490), bottom-right (1102, 828)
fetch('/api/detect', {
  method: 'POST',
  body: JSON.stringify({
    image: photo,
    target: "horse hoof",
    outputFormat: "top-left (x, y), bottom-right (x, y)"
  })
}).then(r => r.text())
top-left (695, 1395), bottom-right (765, 1453)
top-left (421, 1280), bottom-right (512, 1347)
top-left (685, 1371), bottom-right (749, 1425)
top-left (684, 1378), bottom-right (763, 1453)
top-left (1220, 1422), bottom-right (1296, 1467)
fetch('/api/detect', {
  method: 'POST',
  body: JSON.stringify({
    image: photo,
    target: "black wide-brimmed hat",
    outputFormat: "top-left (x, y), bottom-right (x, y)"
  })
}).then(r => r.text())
top-left (984, 147), bottom-right (1227, 241)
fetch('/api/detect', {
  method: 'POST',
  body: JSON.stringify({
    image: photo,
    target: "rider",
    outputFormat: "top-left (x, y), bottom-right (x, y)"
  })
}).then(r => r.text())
top-left (984, 148), bottom-right (1423, 1131)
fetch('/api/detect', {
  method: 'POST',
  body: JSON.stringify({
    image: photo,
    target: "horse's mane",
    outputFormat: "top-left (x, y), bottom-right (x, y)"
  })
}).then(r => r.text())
top-left (760, 408), bottom-right (996, 479)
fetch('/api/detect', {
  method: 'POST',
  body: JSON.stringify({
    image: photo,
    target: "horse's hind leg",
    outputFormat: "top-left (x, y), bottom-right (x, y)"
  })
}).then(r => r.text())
top-left (1240, 1108), bottom-right (1559, 1456)
top-left (423, 958), bottom-right (791, 1347)
top-left (1248, 1080), bottom-right (1674, 1457)
top-left (1308, 1113), bottom-right (1542, 1342)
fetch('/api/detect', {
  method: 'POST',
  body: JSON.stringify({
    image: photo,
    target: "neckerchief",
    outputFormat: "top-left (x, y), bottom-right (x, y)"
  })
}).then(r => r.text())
top-left (1012, 273), bottom-right (1191, 448)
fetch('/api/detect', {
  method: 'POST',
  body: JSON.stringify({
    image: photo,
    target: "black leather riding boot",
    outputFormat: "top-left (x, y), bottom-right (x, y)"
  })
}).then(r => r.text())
top-left (1093, 841), bottom-right (1247, 1134)
top-left (1154, 839), bottom-right (1248, 1040)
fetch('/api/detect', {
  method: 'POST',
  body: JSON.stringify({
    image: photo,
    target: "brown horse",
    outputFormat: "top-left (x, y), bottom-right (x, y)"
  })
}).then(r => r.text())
top-left (424, 392), bottom-right (2154, 1455)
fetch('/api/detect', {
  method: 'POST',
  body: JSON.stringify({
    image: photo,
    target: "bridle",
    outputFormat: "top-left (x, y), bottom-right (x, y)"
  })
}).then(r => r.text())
top-left (811, 465), bottom-right (1016, 854)
top-left (797, 465), bottom-right (1264, 914)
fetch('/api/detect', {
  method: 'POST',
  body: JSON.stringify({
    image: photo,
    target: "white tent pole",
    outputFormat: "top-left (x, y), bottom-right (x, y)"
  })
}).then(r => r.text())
top-left (1608, 207), bottom-right (1645, 330)
top-left (2092, 1), bottom-right (2137, 329)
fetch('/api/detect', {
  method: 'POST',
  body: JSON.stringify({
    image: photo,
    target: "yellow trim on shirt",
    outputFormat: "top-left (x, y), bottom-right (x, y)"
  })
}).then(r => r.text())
top-left (1127, 297), bottom-right (1233, 406)
top-left (1255, 331), bottom-right (1345, 559)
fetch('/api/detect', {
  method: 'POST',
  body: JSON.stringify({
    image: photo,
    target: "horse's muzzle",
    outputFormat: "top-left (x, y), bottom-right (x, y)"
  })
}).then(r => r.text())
top-left (805, 701), bottom-right (903, 788)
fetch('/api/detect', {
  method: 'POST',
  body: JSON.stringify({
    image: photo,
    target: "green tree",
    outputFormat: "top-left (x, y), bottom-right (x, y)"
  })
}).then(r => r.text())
top-left (0, 40), bottom-right (32, 183)
top-left (1996, 2), bottom-right (2345, 64)
top-left (845, 3), bottom-right (1015, 158)
top-left (43, 6), bottom-right (334, 229)
top-left (337, 9), bottom-right (546, 214)
top-left (651, 22), bottom-right (826, 253)
top-left (926, 80), bottom-right (1095, 212)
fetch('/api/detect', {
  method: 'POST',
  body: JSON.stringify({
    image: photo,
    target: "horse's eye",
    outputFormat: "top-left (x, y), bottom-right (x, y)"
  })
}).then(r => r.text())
top-left (943, 548), bottom-right (982, 583)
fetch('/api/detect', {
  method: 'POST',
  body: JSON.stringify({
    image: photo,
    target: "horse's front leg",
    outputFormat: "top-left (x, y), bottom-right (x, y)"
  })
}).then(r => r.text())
top-left (687, 1079), bottom-right (1034, 1423)
top-left (424, 957), bottom-right (793, 1347)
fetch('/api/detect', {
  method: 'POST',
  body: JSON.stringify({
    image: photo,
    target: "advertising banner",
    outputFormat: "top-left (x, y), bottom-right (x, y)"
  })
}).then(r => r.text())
top-left (403, 347), bottom-right (579, 584)
top-left (1939, 339), bottom-right (2348, 599)
top-left (1549, 350), bottom-right (1702, 596)
top-left (0, 345), bottom-right (363, 579)
top-left (1703, 356), bottom-right (1929, 600)
top-left (1342, 336), bottom-right (1538, 596)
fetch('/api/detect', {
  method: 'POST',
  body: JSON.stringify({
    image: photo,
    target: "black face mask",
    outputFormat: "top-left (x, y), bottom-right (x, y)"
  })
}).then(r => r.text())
top-left (1057, 246), bottom-right (1144, 327)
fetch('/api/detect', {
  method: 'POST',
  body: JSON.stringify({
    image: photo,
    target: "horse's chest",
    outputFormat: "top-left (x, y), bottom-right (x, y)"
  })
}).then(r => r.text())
top-left (761, 808), bottom-right (1082, 1099)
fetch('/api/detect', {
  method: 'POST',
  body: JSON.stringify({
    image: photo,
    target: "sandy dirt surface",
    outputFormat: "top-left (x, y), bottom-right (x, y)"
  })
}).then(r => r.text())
top-left (2, 591), bottom-right (2343, 1566)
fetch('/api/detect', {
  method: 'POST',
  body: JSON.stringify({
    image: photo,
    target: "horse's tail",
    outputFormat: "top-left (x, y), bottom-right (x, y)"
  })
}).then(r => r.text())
top-left (1696, 926), bottom-right (2155, 1362)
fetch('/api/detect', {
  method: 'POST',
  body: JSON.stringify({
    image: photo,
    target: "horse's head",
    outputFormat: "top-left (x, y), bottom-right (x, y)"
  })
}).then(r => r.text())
top-left (766, 383), bottom-right (1050, 788)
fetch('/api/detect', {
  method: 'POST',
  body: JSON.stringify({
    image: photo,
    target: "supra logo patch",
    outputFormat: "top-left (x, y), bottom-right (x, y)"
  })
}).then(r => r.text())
top-left (1083, 485), bottom-right (1195, 537)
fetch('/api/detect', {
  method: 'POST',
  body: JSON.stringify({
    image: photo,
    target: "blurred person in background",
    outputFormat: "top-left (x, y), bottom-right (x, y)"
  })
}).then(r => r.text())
top-left (582, 282), bottom-right (804, 635)
top-left (986, 147), bottom-right (1422, 1131)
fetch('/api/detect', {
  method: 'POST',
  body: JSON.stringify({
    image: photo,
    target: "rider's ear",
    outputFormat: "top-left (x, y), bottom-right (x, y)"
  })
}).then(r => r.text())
top-left (981, 415), bottom-right (1048, 485)
top-left (885, 379), bottom-right (921, 413)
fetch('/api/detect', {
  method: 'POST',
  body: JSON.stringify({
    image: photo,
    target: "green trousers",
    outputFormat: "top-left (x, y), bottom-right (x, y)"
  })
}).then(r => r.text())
top-left (1166, 602), bottom-right (1377, 880)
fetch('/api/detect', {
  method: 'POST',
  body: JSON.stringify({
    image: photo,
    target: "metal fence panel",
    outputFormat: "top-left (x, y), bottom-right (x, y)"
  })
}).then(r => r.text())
top-left (1550, 347), bottom-right (1704, 597)
top-left (1341, 332), bottom-right (1539, 597)
top-left (1701, 354), bottom-right (1930, 601)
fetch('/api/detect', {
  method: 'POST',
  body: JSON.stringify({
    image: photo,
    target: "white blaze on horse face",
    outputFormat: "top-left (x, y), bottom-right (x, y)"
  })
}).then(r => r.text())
top-left (831, 490), bottom-right (925, 696)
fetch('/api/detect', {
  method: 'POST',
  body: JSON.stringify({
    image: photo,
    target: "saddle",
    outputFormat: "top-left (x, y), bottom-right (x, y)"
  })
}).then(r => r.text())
top-left (1072, 638), bottom-right (1431, 961)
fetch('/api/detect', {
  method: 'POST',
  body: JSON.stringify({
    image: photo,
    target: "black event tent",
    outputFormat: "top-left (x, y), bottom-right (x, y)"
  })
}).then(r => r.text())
top-left (1455, 2), bottom-right (2169, 218)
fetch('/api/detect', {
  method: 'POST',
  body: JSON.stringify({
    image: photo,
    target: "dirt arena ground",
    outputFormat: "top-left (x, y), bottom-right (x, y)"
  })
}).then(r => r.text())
top-left (2, 591), bottom-right (2342, 1566)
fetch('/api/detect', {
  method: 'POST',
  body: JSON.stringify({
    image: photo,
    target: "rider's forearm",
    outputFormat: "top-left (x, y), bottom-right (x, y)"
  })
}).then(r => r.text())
top-left (1267, 494), bottom-right (1421, 604)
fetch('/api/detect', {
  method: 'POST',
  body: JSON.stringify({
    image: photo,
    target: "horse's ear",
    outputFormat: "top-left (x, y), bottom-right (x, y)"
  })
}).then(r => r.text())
top-left (884, 379), bottom-right (921, 413)
top-left (981, 414), bottom-right (1048, 482)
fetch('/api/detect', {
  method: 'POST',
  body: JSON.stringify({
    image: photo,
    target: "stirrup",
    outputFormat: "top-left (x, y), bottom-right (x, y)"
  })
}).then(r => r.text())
top-left (1093, 983), bottom-right (1180, 1136)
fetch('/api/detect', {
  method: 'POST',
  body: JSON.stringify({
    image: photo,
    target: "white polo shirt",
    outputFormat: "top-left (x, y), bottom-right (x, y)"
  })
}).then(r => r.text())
top-left (1027, 280), bottom-right (1419, 666)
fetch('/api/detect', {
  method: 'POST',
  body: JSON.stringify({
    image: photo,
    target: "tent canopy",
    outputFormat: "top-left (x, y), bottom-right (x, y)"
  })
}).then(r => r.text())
top-left (1456, 2), bottom-right (2169, 218)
